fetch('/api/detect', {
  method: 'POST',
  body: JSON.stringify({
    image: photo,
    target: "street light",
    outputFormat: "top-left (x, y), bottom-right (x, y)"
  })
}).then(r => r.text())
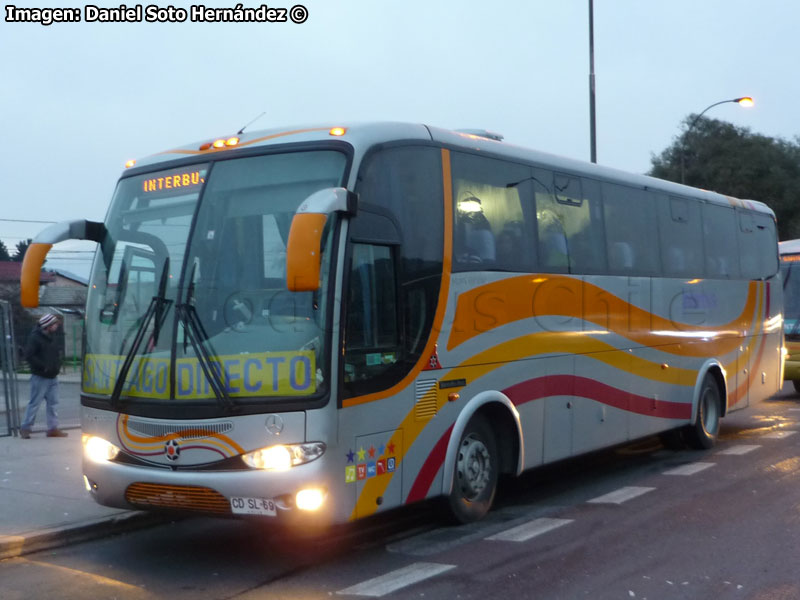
top-left (588, 0), bottom-right (597, 163)
top-left (680, 96), bottom-right (754, 184)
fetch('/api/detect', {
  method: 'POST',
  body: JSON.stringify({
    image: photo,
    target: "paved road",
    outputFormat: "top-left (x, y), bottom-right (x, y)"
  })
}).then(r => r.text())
top-left (1, 386), bottom-right (799, 599)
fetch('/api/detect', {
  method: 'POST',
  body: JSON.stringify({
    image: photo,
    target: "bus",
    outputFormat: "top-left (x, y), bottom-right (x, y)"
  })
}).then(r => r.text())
top-left (21, 123), bottom-right (783, 527)
top-left (780, 239), bottom-right (800, 391)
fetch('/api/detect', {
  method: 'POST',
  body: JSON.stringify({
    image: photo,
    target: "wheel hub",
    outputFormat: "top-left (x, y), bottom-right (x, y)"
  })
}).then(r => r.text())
top-left (456, 435), bottom-right (491, 500)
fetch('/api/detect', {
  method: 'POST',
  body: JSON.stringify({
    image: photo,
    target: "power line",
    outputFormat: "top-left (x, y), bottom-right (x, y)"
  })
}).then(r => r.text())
top-left (0, 218), bottom-right (57, 224)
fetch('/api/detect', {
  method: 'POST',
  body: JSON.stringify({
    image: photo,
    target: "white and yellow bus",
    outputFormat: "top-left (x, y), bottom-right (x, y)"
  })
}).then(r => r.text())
top-left (779, 239), bottom-right (800, 391)
top-left (21, 123), bottom-right (783, 527)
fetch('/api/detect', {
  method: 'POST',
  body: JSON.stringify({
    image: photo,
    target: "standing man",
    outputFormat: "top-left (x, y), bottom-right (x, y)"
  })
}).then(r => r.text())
top-left (20, 313), bottom-right (67, 439)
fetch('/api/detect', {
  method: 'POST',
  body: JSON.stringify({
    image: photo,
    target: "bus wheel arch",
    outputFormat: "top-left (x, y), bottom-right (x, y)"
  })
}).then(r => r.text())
top-left (441, 392), bottom-right (523, 523)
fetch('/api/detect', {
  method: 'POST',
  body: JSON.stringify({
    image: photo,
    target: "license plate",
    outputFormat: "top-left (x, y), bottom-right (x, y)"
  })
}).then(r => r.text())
top-left (230, 496), bottom-right (277, 516)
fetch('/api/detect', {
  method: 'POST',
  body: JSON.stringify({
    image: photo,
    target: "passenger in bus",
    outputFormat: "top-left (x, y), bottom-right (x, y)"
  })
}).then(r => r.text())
top-left (456, 195), bottom-right (496, 264)
top-left (496, 225), bottom-right (524, 270)
top-left (609, 241), bottom-right (635, 271)
top-left (539, 210), bottom-right (568, 269)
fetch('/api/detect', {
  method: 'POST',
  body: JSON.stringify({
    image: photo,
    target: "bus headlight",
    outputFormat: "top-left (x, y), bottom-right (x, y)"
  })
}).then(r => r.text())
top-left (242, 442), bottom-right (326, 470)
top-left (83, 435), bottom-right (120, 463)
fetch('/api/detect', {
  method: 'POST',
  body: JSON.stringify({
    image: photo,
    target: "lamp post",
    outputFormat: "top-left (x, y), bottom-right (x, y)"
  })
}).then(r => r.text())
top-left (588, 0), bottom-right (597, 163)
top-left (680, 96), bottom-right (754, 184)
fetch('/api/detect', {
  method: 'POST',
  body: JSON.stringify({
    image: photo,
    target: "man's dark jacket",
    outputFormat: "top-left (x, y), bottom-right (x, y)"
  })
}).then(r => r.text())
top-left (24, 326), bottom-right (61, 379)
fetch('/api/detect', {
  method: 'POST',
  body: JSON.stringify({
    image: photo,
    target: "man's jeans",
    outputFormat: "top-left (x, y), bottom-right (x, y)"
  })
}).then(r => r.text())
top-left (21, 375), bottom-right (59, 431)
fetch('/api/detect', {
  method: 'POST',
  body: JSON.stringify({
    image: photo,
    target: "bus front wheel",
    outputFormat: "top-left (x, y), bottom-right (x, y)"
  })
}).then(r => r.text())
top-left (446, 416), bottom-right (498, 524)
top-left (685, 374), bottom-right (722, 450)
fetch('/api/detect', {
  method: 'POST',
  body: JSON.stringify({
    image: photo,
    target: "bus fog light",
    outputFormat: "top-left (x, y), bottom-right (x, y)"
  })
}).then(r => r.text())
top-left (242, 442), bottom-right (326, 470)
top-left (295, 488), bottom-right (325, 511)
top-left (83, 436), bottom-right (120, 463)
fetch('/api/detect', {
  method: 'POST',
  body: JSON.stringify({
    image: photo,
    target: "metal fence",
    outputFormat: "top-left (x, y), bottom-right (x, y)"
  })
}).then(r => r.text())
top-left (0, 300), bottom-right (20, 437)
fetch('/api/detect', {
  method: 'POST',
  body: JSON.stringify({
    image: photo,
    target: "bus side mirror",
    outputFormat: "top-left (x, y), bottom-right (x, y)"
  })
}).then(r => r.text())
top-left (286, 188), bottom-right (357, 292)
top-left (20, 220), bottom-right (106, 307)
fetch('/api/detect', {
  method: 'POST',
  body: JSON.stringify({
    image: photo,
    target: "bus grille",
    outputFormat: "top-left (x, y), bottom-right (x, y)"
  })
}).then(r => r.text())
top-left (125, 482), bottom-right (231, 514)
top-left (125, 420), bottom-right (233, 440)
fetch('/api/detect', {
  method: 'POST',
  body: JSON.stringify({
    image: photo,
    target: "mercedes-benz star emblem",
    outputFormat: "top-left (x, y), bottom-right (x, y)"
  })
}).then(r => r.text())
top-left (265, 414), bottom-right (284, 435)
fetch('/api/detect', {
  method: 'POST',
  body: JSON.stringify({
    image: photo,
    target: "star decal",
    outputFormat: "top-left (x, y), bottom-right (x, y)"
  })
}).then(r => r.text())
top-left (368, 445), bottom-right (376, 458)
top-left (387, 441), bottom-right (395, 454)
top-left (357, 447), bottom-right (366, 461)
top-left (346, 449), bottom-right (355, 463)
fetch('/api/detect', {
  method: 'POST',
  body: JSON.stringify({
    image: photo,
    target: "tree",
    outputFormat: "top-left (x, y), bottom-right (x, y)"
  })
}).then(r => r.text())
top-left (0, 240), bottom-right (9, 261)
top-left (11, 239), bottom-right (31, 262)
top-left (649, 116), bottom-right (800, 240)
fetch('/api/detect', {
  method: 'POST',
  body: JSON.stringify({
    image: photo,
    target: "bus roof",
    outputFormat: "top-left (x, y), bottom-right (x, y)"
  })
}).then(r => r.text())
top-left (128, 121), bottom-right (774, 217)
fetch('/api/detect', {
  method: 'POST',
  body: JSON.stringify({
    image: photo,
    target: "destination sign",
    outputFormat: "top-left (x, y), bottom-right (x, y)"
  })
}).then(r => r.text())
top-left (142, 169), bottom-right (206, 194)
top-left (83, 351), bottom-right (316, 399)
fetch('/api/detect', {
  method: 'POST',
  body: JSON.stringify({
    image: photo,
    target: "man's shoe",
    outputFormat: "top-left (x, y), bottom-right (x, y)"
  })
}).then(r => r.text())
top-left (19, 428), bottom-right (30, 439)
top-left (46, 429), bottom-right (68, 438)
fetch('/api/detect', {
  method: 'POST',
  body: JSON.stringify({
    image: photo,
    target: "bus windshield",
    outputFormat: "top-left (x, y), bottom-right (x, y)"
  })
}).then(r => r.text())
top-left (84, 150), bottom-right (347, 406)
top-left (782, 253), bottom-right (800, 339)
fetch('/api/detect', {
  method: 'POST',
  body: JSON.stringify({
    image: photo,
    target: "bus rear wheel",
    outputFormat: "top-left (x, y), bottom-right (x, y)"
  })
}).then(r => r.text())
top-left (446, 416), bottom-right (498, 524)
top-left (685, 374), bottom-right (722, 450)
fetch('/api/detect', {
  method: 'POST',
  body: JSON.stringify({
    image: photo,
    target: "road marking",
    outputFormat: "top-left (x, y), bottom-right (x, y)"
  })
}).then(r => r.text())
top-left (762, 430), bottom-right (798, 439)
top-left (663, 462), bottom-right (715, 476)
top-left (587, 486), bottom-right (655, 505)
top-left (336, 562), bottom-right (455, 597)
top-left (17, 559), bottom-right (147, 593)
top-left (717, 444), bottom-right (761, 455)
top-left (486, 517), bottom-right (574, 542)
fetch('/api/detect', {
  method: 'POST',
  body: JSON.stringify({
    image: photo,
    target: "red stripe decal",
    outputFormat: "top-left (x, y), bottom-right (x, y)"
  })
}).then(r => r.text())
top-left (406, 375), bottom-right (691, 503)
top-left (503, 375), bottom-right (691, 419)
top-left (406, 424), bottom-right (454, 504)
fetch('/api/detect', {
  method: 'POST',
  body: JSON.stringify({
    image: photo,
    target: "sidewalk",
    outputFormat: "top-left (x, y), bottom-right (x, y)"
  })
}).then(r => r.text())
top-left (0, 373), bottom-right (163, 559)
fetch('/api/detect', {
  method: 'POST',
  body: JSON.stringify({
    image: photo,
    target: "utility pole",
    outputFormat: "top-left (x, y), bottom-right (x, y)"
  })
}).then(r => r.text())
top-left (589, 0), bottom-right (597, 163)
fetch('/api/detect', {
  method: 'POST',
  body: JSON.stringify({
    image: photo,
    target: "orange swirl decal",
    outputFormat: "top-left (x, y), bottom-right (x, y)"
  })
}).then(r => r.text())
top-left (116, 414), bottom-right (245, 458)
top-left (448, 276), bottom-right (758, 357)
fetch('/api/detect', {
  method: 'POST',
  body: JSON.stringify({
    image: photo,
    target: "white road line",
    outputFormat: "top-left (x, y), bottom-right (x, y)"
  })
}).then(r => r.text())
top-left (663, 462), bottom-right (715, 476)
top-left (587, 486), bottom-right (655, 505)
top-left (717, 444), bottom-right (761, 455)
top-left (486, 517), bottom-right (574, 542)
top-left (336, 562), bottom-right (455, 597)
top-left (762, 430), bottom-right (798, 439)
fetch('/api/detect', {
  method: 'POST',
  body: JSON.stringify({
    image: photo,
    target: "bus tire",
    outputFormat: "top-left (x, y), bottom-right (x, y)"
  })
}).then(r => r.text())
top-left (684, 374), bottom-right (722, 450)
top-left (446, 416), bottom-right (498, 524)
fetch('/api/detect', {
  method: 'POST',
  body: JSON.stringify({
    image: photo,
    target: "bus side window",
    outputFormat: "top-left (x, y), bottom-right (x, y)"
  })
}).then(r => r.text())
top-left (602, 183), bottom-right (660, 276)
top-left (450, 152), bottom-right (533, 272)
top-left (657, 195), bottom-right (703, 278)
top-left (702, 203), bottom-right (740, 279)
top-left (738, 210), bottom-right (779, 279)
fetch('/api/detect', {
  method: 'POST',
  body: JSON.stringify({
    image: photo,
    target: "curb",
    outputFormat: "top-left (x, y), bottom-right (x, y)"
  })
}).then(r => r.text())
top-left (0, 511), bottom-right (168, 560)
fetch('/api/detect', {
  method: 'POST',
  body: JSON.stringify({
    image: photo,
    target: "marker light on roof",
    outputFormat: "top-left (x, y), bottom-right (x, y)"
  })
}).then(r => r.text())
top-left (329, 127), bottom-right (346, 136)
top-left (125, 159), bottom-right (136, 168)
top-left (225, 137), bottom-right (239, 146)
top-left (212, 139), bottom-right (226, 149)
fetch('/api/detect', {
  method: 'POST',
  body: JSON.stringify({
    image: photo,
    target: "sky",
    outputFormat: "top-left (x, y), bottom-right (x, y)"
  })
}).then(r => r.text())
top-left (2, 0), bottom-right (799, 278)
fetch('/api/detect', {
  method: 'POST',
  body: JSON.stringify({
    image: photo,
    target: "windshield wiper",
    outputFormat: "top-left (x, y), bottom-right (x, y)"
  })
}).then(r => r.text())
top-left (176, 302), bottom-right (234, 412)
top-left (110, 257), bottom-right (172, 407)
top-left (110, 295), bottom-right (172, 407)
